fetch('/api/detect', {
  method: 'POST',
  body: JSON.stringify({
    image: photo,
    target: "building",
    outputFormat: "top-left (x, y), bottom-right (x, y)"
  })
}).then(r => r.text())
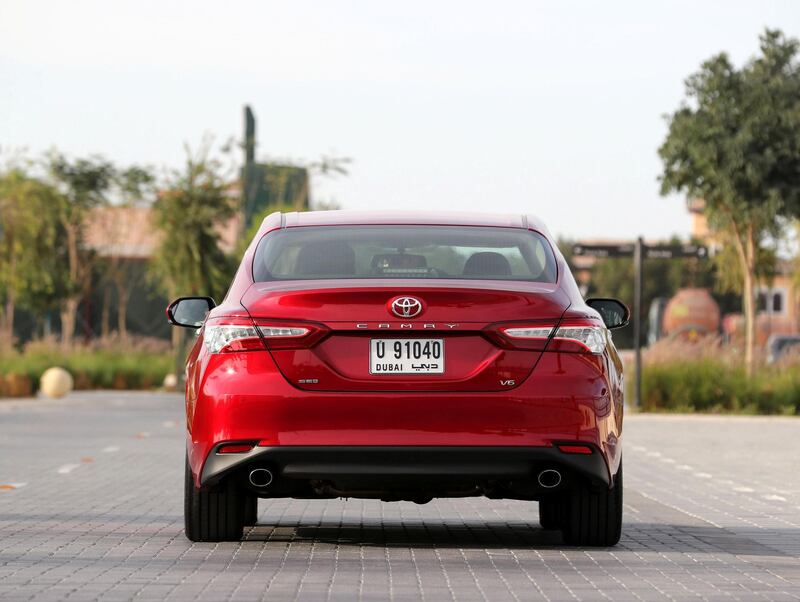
top-left (688, 198), bottom-right (799, 343)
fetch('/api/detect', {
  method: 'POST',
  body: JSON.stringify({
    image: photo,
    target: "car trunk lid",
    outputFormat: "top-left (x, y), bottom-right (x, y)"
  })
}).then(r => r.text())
top-left (240, 280), bottom-right (569, 392)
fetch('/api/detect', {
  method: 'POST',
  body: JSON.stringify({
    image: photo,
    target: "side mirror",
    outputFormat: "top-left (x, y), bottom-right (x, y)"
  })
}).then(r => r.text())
top-left (586, 298), bottom-right (630, 330)
top-left (166, 297), bottom-right (216, 329)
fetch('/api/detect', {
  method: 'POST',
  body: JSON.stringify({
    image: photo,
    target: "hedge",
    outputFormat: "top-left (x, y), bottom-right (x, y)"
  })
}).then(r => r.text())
top-left (0, 349), bottom-right (173, 397)
top-left (639, 359), bottom-right (800, 415)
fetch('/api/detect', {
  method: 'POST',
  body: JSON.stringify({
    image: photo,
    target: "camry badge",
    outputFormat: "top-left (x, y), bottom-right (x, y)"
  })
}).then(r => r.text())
top-left (390, 296), bottom-right (424, 319)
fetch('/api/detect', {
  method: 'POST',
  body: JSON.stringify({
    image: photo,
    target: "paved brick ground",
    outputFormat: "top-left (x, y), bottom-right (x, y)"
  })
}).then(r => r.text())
top-left (1, 391), bottom-right (798, 601)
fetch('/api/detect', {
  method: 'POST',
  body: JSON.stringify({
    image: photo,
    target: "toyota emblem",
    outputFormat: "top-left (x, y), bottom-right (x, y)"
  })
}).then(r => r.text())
top-left (390, 296), bottom-right (424, 318)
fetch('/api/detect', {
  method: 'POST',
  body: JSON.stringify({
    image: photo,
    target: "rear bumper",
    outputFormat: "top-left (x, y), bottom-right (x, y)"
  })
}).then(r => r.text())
top-left (201, 444), bottom-right (612, 489)
top-left (186, 349), bottom-right (623, 489)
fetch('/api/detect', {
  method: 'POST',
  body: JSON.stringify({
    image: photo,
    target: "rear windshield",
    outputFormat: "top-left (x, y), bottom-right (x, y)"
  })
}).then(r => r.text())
top-left (252, 226), bottom-right (557, 283)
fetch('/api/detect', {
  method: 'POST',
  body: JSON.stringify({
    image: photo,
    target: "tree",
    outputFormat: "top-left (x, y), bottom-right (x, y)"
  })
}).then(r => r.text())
top-left (151, 143), bottom-right (235, 364)
top-left (658, 29), bottom-right (800, 375)
top-left (151, 143), bottom-right (235, 308)
top-left (0, 169), bottom-right (64, 350)
top-left (97, 166), bottom-right (156, 343)
top-left (47, 154), bottom-right (115, 347)
top-left (249, 153), bottom-right (350, 224)
top-left (306, 153), bottom-right (350, 211)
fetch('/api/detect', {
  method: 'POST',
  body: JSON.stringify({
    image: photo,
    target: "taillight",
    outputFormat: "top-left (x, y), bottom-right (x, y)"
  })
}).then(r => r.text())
top-left (483, 321), bottom-right (554, 351)
top-left (253, 319), bottom-right (328, 349)
top-left (490, 319), bottom-right (607, 354)
top-left (203, 317), bottom-right (328, 353)
top-left (547, 322), bottom-right (607, 354)
top-left (204, 317), bottom-right (265, 353)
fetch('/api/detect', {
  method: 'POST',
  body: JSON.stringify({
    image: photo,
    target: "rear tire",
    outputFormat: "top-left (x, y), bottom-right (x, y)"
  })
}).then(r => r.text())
top-left (561, 461), bottom-right (623, 546)
top-left (184, 456), bottom-right (244, 542)
top-left (243, 495), bottom-right (258, 526)
top-left (538, 498), bottom-right (562, 530)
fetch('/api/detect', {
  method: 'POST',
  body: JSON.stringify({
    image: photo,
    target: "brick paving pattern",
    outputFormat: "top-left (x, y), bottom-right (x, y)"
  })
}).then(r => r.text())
top-left (1, 392), bottom-right (798, 601)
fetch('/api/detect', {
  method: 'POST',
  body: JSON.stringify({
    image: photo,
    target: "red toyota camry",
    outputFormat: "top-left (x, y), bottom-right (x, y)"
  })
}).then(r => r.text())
top-left (167, 211), bottom-right (628, 545)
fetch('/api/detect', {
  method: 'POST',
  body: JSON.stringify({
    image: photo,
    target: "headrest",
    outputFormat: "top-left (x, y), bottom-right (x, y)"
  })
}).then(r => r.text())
top-left (462, 251), bottom-right (512, 277)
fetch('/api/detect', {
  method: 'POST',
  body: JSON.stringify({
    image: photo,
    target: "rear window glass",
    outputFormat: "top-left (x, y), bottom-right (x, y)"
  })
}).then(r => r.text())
top-left (252, 226), bottom-right (557, 283)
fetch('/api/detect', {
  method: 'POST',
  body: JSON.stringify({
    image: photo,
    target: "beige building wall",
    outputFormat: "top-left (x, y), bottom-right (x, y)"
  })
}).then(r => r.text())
top-left (688, 198), bottom-right (799, 339)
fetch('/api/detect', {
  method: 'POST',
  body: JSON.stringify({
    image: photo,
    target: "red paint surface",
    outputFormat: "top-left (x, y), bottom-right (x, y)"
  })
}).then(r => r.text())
top-left (181, 212), bottom-right (624, 487)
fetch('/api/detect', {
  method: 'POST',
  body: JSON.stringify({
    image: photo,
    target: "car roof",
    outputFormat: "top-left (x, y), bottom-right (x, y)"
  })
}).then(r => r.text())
top-left (279, 210), bottom-right (550, 234)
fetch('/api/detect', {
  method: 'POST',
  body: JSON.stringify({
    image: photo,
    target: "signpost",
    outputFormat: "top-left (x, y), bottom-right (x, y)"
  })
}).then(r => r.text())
top-left (633, 238), bottom-right (643, 409)
top-left (572, 239), bottom-right (708, 407)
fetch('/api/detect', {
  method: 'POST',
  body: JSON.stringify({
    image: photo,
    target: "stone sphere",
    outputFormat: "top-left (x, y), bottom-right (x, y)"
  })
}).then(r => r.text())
top-left (163, 373), bottom-right (179, 391)
top-left (40, 367), bottom-right (74, 398)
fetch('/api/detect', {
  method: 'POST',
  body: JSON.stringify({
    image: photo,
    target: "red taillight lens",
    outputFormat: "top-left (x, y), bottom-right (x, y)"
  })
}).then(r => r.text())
top-left (217, 443), bottom-right (255, 454)
top-left (203, 318), bottom-right (328, 353)
top-left (489, 319), bottom-right (607, 354)
top-left (500, 325), bottom-right (554, 351)
top-left (253, 320), bottom-right (328, 349)
top-left (484, 321), bottom-right (554, 351)
top-left (558, 444), bottom-right (593, 455)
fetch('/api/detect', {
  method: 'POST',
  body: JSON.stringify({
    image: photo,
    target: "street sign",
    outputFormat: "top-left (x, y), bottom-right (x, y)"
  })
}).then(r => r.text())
top-left (573, 243), bottom-right (707, 259)
top-left (572, 243), bottom-right (635, 258)
top-left (644, 244), bottom-right (708, 259)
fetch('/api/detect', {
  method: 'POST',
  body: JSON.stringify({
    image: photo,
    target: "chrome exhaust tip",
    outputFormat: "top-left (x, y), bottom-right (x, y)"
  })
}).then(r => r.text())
top-left (537, 469), bottom-right (562, 489)
top-left (248, 468), bottom-right (273, 488)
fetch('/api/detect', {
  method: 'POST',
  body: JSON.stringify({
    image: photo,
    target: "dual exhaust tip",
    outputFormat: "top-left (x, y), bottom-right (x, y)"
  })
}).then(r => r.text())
top-left (249, 467), bottom-right (560, 489)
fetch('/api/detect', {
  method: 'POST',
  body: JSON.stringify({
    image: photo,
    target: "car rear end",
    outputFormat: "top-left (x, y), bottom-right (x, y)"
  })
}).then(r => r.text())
top-left (178, 212), bottom-right (624, 544)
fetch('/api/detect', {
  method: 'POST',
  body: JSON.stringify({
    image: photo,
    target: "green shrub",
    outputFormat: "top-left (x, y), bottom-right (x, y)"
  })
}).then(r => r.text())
top-left (639, 359), bottom-right (798, 415)
top-left (0, 348), bottom-right (173, 396)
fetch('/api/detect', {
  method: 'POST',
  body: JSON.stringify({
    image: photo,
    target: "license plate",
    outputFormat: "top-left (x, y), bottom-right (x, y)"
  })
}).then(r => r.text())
top-left (369, 338), bottom-right (444, 374)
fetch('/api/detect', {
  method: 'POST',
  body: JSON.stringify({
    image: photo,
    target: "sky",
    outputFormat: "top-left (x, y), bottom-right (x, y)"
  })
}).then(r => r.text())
top-left (2, 0), bottom-right (799, 241)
